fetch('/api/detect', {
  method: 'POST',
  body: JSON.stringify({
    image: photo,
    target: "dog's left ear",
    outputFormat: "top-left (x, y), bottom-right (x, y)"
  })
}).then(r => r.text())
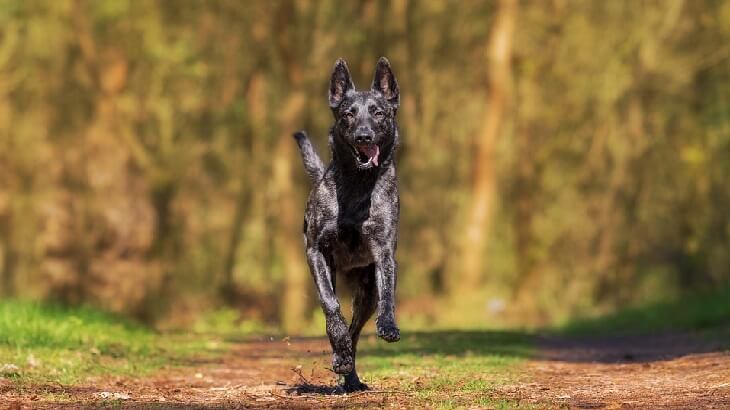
top-left (371, 57), bottom-right (399, 108)
top-left (329, 59), bottom-right (354, 109)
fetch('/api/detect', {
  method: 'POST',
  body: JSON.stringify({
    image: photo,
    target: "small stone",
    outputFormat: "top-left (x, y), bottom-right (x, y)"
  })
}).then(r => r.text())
top-left (0, 364), bottom-right (20, 377)
top-left (95, 392), bottom-right (131, 400)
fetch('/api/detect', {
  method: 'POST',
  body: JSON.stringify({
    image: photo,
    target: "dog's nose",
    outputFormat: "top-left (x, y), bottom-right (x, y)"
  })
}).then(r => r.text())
top-left (355, 134), bottom-right (373, 144)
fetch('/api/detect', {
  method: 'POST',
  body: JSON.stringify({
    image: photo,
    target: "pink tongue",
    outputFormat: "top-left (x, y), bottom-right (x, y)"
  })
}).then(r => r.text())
top-left (359, 145), bottom-right (380, 166)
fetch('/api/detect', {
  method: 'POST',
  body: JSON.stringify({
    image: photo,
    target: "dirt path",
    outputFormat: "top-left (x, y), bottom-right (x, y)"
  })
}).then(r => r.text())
top-left (1, 337), bottom-right (409, 409)
top-left (2, 332), bottom-right (728, 409)
top-left (500, 332), bottom-right (730, 409)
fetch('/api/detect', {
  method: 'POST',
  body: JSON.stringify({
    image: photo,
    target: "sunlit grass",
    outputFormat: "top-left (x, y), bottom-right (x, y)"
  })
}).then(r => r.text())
top-left (0, 300), bottom-right (219, 385)
top-left (356, 330), bottom-right (534, 409)
top-left (560, 285), bottom-right (730, 337)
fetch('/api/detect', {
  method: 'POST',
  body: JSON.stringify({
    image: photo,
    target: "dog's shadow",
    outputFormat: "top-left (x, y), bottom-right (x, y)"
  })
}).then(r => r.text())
top-left (284, 367), bottom-right (354, 395)
top-left (285, 383), bottom-right (348, 396)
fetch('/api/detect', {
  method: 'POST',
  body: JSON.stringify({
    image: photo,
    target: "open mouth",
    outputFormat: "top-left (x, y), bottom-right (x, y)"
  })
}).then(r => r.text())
top-left (353, 144), bottom-right (380, 167)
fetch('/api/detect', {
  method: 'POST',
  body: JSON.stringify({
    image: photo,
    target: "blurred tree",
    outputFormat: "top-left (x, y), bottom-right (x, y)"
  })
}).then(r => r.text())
top-left (448, 0), bottom-right (516, 293)
top-left (0, 0), bottom-right (727, 328)
top-left (271, 0), bottom-right (310, 334)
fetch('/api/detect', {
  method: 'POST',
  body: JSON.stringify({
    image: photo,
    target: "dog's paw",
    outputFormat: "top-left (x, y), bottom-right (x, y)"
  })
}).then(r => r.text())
top-left (332, 352), bottom-right (354, 374)
top-left (376, 319), bottom-right (401, 343)
top-left (342, 379), bottom-right (369, 393)
top-left (343, 371), bottom-right (369, 392)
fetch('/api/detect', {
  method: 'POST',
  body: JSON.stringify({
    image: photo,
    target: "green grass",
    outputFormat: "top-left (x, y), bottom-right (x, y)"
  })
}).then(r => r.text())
top-left (356, 330), bottom-right (535, 409)
top-left (0, 300), bottom-right (219, 385)
top-left (560, 286), bottom-right (730, 337)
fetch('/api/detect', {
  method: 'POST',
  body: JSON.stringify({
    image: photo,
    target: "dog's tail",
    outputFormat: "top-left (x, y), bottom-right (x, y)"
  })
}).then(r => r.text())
top-left (293, 130), bottom-right (325, 183)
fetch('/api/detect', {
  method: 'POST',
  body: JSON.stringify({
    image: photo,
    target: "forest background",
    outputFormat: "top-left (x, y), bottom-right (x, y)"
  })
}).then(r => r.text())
top-left (1, 0), bottom-right (728, 334)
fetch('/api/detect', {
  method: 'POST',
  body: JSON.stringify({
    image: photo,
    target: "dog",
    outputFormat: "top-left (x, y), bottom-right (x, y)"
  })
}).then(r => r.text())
top-left (293, 57), bottom-right (401, 392)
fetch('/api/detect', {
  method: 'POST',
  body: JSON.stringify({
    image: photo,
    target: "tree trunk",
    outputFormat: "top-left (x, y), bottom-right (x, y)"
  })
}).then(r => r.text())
top-left (219, 68), bottom-right (257, 302)
top-left (512, 124), bottom-right (539, 307)
top-left (273, 0), bottom-right (311, 333)
top-left (0, 212), bottom-right (15, 297)
top-left (220, 175), bottom-right (251, 302)
top-left (448, 0), bottom-right (516, 292)
top-left (274, 91), bottom-right (308, 334)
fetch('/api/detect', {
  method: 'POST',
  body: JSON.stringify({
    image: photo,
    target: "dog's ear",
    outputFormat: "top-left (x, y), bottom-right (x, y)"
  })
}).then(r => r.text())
top-left (329, 59), bottom-right (354, 109)
top-left (371, 57), bottom-right (399, 108)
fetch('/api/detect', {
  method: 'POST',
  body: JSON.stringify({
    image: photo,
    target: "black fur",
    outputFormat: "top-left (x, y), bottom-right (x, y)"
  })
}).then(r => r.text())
top-left (293, 57), bottom-right (401, 392)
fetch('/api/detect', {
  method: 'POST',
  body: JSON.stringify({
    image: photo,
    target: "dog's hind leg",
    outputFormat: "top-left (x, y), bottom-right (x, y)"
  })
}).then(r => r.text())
top-left (343, 264), bottom-right (377, 392)
top-left (306, 246), bottom-right (353, 375)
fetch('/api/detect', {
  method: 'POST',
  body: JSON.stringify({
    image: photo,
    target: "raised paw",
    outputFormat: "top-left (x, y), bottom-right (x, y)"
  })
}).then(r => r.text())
top-left (376, 320), bottom-right (401, 343)
top-left (332, 352), bottom-right (354, 374)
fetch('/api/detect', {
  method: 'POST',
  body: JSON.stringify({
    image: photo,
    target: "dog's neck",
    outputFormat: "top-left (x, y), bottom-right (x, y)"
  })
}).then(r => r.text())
top-left (329, 134), bottom-right (396, 220)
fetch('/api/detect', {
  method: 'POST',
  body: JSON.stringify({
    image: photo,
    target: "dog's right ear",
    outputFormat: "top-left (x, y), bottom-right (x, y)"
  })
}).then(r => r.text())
top-left (371, 57), bottom-right (399, 108)
top-left (329, 58), bottom-right (354, 109)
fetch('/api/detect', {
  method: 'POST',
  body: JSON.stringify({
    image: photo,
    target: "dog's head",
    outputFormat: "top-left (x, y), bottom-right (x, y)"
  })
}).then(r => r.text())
top-left (328, 57), bottom-right (399, 171)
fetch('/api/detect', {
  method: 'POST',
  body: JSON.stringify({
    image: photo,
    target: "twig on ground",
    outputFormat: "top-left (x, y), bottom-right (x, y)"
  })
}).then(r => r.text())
top-left (291, 366), bottom-right (311, 386)
top-left (354, 390), bottom-right (402, 395)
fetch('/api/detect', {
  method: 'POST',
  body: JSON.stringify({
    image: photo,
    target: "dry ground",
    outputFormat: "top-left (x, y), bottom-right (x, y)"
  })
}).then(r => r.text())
top-left (1, 332), bottom-right (728, 409)
top-left (500, 332), bottom-right (730, 409)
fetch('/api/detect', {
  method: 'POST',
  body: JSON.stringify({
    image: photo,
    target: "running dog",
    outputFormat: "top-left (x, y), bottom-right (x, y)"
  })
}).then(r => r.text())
top-left (293, 57), bottom-right (401, 392)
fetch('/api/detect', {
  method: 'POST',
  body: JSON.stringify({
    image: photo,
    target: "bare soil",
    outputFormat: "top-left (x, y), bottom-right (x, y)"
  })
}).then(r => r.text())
top-left (0, 337), bottom-right (410, 409)
top-left (1, 332), bottom-right (728, 409)
top-left (500, 332), bottom-right (730, 409)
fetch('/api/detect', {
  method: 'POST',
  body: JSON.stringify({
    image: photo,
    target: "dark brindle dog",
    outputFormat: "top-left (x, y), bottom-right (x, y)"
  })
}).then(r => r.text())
top-left (293, 57), bottom-right (401, 392)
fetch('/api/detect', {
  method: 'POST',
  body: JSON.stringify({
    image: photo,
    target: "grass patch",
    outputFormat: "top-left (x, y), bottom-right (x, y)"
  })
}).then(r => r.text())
top-left (357, 330), bottom-right (535, 409)
top-left (560, 285), bottom-right (730, 337)
top-left (0, 300), bottom-right (220, 385)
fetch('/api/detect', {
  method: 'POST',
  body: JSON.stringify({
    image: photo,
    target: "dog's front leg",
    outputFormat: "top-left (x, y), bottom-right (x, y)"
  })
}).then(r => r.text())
top-left (371, 242), bottom-right (400, 342)
top-left (306, 246), bottom-right (353, 374)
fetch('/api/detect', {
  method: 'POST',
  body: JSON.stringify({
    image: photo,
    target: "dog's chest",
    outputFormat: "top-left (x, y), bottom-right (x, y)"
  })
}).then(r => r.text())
top-left (331, 213), bottom-right (374, 272)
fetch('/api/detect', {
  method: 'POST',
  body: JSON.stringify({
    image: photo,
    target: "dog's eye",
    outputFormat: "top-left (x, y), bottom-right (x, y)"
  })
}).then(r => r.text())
top-left (343, 112), bottom-right (355, 122)
top-left (374, 111), bottom-right (385, 120)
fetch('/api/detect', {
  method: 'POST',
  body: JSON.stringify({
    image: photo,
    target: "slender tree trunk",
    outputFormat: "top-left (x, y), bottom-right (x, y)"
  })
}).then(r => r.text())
top-left (219, 70), bottom-right (256, 302)
top-left (405, 0), bottom-right (422, 119)
top-left (220, 176), bottom-right (250, 302)
top-left (449, 0), bottom-right (516, 292)
top-left (594, 92), bottom-right (648, 305)
top-left (274, 91), bottom-right (308, 333)
top-left (220, 124), bottom-right (255, 303)
top-left (274, 0), bottom-right (311, 333)
top-left (512, 124), bottom-right (539, 306)
top-left (0, 213), bottom-right (15, 297)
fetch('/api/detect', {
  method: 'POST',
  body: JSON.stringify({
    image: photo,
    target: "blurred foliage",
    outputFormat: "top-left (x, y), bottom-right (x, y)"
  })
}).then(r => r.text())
top-left (0, 0), bottom-right (728, 331)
